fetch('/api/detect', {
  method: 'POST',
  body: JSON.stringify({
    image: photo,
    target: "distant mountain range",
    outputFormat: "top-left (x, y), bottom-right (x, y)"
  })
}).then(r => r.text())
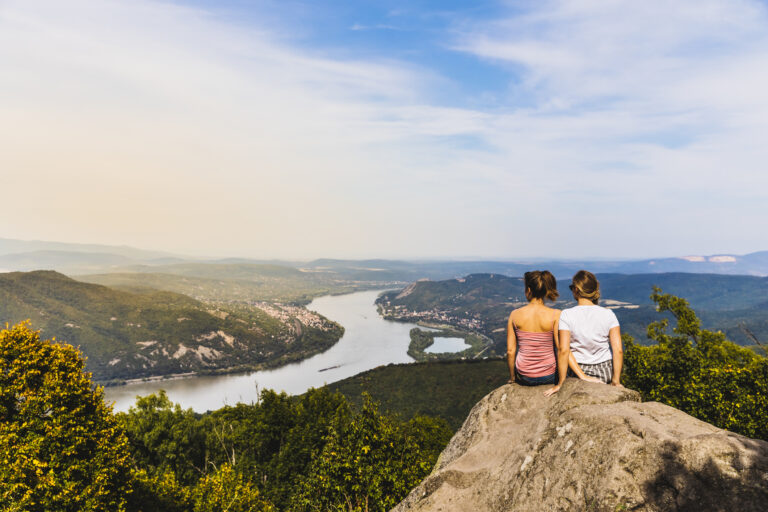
top-left (2, 237), bottom-right (768, 278)
top-left (0, 237), bottom-right (183, 261)
top-left (298, 254), bottom-right (768, 280)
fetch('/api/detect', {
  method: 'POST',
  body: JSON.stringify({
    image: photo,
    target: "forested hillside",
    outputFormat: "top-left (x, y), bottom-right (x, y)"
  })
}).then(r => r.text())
top-left (2, 289), bottom-right (766, 511)
top-left (327, 359), bottom-right (509, 429)
top-left (0, 271), bottom-right (342, 381)
top-left (378, 272), bottom-right (768, 352)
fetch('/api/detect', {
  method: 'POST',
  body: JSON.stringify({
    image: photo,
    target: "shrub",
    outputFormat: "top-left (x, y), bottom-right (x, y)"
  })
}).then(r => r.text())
top-left (290, 394), bottom-right (452, 512)
top-left (191, 464), bottom-right (274, 512)
top-left (623, 288), bottom-right (768, 440)
top-left (0, 322), bottom-right (131, 511)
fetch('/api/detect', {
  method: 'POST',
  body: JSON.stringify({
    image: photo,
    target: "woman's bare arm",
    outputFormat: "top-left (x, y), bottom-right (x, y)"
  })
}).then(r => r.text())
top-left (507, 313), bottom-right (517, 383)
top-left (562, 330), bottom-right (602, 383)
top-left (544, 313), bottom-right (568, 396)
top-left (609, 326), bottom-right (624, 386)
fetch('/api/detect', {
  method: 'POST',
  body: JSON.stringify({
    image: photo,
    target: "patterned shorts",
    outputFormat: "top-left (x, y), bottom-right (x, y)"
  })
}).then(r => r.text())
top-left (571, 359), bottom-right (613, 384)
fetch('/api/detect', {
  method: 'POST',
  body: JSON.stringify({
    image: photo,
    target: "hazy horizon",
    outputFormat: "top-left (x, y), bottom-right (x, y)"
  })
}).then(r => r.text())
top-left (3, 0), bottom-right (767, 259)
top-left (1, 235), bottom-right (764, 263)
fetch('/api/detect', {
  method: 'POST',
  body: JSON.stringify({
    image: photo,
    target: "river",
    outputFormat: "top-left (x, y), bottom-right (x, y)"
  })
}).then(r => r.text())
top-left (104, 290), bottom-right (422, 412)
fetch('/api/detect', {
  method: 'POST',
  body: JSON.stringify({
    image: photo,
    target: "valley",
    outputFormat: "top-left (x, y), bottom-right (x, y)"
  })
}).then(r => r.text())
top-left (0, 271), bottom-right (343, 382)
top-left (2, 238), bottom-right (767, 397)
top-left (377, 272), bottom-right (768, 355)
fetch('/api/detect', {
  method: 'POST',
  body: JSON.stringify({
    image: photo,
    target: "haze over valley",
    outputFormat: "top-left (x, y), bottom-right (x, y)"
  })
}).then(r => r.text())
top-left (1, 237), bottom-right (766, 393)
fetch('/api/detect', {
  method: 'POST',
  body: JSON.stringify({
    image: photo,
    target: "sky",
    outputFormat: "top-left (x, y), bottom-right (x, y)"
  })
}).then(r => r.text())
top-left (1, 0), bottom-right (768, 260)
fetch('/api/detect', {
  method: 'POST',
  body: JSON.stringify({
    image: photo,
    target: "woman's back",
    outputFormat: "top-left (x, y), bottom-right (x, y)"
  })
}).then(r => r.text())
top-left (559, 305), bottom-right (618, 365)
top-left (510, 304), bottom-right (559, 378)
top-left (510, 304), bottom-right (559, 333)
top-left (506, 269), bottom-right (568, 394)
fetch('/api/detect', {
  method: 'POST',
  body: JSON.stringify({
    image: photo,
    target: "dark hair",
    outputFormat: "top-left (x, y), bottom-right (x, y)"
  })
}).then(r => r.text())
top-left (524, 270), bottom-right (559, 302)
top-left (569, 270), bottom-right (600, 304)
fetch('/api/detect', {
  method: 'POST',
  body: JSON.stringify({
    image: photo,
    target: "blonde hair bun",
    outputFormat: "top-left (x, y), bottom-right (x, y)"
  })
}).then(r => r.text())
top-left (570, 270), bottom-right (600, 304)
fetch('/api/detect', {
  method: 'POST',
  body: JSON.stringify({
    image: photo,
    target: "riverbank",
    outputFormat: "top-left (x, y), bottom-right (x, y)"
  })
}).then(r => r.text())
top-left (104, 290), bottom-right (419, 412)
top-left (99, 288), bottom-right (409, 387)
top-left (98, 330), bottom-right (346, 387)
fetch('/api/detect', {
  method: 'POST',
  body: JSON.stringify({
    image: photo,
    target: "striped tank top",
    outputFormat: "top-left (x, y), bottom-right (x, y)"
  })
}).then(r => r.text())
top-left (514, 327), bottom-right (556, 377)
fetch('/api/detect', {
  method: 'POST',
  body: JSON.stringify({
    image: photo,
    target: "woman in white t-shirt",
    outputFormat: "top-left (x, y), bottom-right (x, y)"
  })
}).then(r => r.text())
top-left (558, 270), bottom-right (624, 386)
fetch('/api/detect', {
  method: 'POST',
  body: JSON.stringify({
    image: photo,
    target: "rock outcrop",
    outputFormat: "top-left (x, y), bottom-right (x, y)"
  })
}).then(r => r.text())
top-left (392, 380), bottom-right (768, 512)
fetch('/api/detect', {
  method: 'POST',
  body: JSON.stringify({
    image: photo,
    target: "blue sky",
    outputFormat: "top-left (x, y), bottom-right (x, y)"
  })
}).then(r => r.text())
top-left (1, 0), bottom-right (768, 259)
top-left (187, 0), bottom-right (517, 108)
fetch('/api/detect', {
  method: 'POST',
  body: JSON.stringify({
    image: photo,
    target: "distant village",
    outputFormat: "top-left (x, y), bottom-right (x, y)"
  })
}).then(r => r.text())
top-left (378, 300), bottom-right (485, 331)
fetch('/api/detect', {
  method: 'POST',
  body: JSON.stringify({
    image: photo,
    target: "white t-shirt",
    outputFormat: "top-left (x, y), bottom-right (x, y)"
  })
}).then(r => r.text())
top-left (558, 305), bottom-right (619, 365)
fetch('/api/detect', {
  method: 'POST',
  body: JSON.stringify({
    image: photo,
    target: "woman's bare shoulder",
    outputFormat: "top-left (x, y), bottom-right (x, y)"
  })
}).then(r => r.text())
top-left (508, 304), bottom-right (527, 321)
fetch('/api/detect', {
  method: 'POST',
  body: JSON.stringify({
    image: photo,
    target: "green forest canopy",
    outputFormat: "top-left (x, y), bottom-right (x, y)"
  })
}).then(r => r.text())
top-left (1, 288), bottom-right (766, 511)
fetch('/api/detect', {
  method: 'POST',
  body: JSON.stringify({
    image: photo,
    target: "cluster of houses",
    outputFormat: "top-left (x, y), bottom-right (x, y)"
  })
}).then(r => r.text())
top-left (379, 302), bottom-right (484, 331)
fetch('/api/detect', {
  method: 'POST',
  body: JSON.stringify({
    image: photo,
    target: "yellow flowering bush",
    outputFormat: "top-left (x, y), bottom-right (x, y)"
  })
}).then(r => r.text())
top-left (0, 322), bottom-right (132, 511)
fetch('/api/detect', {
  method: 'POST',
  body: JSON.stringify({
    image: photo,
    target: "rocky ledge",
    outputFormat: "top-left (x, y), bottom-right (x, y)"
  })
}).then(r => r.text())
top-left (392, 380), bottom-right (768, 512)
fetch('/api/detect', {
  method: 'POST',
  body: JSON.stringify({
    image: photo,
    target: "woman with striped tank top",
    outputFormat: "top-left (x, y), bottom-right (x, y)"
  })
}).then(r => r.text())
top-left (507, 271), bottom-right (570, 396)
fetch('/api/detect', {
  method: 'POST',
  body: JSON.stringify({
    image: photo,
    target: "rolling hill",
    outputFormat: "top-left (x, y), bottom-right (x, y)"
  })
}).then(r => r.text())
top-left (0, 271), bottom-right (343, 382)
top-left (78, 263), bottom-right (397, 304)
top-left (377, 273), bottom-right (768, 352)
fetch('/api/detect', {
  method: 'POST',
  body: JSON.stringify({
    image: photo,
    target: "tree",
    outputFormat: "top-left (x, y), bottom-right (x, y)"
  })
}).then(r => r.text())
top-left (623, 288), bottom-right (768, 439)
top-left (290, 394), bottom-right (452, 512)
top-left (0, 322), bottom-right (132, 511)
top-left (191, 464), bottom-right (274, 512)
top-left (199, 387), bottom-right (351, 509)
top-left (126, 468), bottom-right (191, 512)
top-left (117, 391), bottom-right (207, 486)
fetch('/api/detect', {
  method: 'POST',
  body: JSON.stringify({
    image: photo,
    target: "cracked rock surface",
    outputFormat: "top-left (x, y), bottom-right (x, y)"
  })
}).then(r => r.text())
top-left (391, 379), bottom-right (768, 512)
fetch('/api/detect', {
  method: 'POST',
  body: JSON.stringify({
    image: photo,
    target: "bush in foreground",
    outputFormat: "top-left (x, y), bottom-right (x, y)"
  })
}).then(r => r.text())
top-left (624, 288), bottom-right (768, 440)
top-left (118, 388), bottom-right (452, 512)
top-left (290, 396), bottom-right (451, 512)
top-left (0, 322), bottom-right (132, 512)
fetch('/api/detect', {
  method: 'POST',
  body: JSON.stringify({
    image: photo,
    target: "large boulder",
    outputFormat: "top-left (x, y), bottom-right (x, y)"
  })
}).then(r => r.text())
top-left (392, 380), bottom-right (768, 512)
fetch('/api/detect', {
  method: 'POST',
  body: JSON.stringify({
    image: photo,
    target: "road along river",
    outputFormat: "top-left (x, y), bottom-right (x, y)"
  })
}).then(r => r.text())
top-left (105, 290), bottom-right (428, 412)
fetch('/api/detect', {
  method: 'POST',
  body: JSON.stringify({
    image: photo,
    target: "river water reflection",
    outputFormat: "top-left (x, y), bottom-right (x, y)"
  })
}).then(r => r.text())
top-left (104, 290), bottom-right (417, 412)
top-left (425, 337), bottom-right (470, 353)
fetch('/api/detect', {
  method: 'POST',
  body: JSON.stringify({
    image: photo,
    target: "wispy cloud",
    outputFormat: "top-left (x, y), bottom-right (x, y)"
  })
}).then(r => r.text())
top-left (0, 0), bottom-right (491, 257)
top-left (447, 0), bottom-right (768, 255)
top-left (1, 0), bottom-right (767, 259)
top-left (350, 23), bottom-right (403, 31)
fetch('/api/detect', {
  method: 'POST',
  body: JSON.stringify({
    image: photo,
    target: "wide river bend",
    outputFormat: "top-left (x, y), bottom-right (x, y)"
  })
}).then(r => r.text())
top-left (105, 290), bottom-right (426, 412)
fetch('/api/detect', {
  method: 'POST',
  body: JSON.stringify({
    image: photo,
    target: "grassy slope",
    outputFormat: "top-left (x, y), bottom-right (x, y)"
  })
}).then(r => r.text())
top-left (326, 359), bottom-right (509, 430)
top-left (0, 271), bottom-right (342, 381)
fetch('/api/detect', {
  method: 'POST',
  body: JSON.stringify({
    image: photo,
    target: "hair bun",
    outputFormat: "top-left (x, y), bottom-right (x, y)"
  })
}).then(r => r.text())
top-left (570, 270), bottom-right (600, 304)
top-left (524, 270), bottom-right (559, 302)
